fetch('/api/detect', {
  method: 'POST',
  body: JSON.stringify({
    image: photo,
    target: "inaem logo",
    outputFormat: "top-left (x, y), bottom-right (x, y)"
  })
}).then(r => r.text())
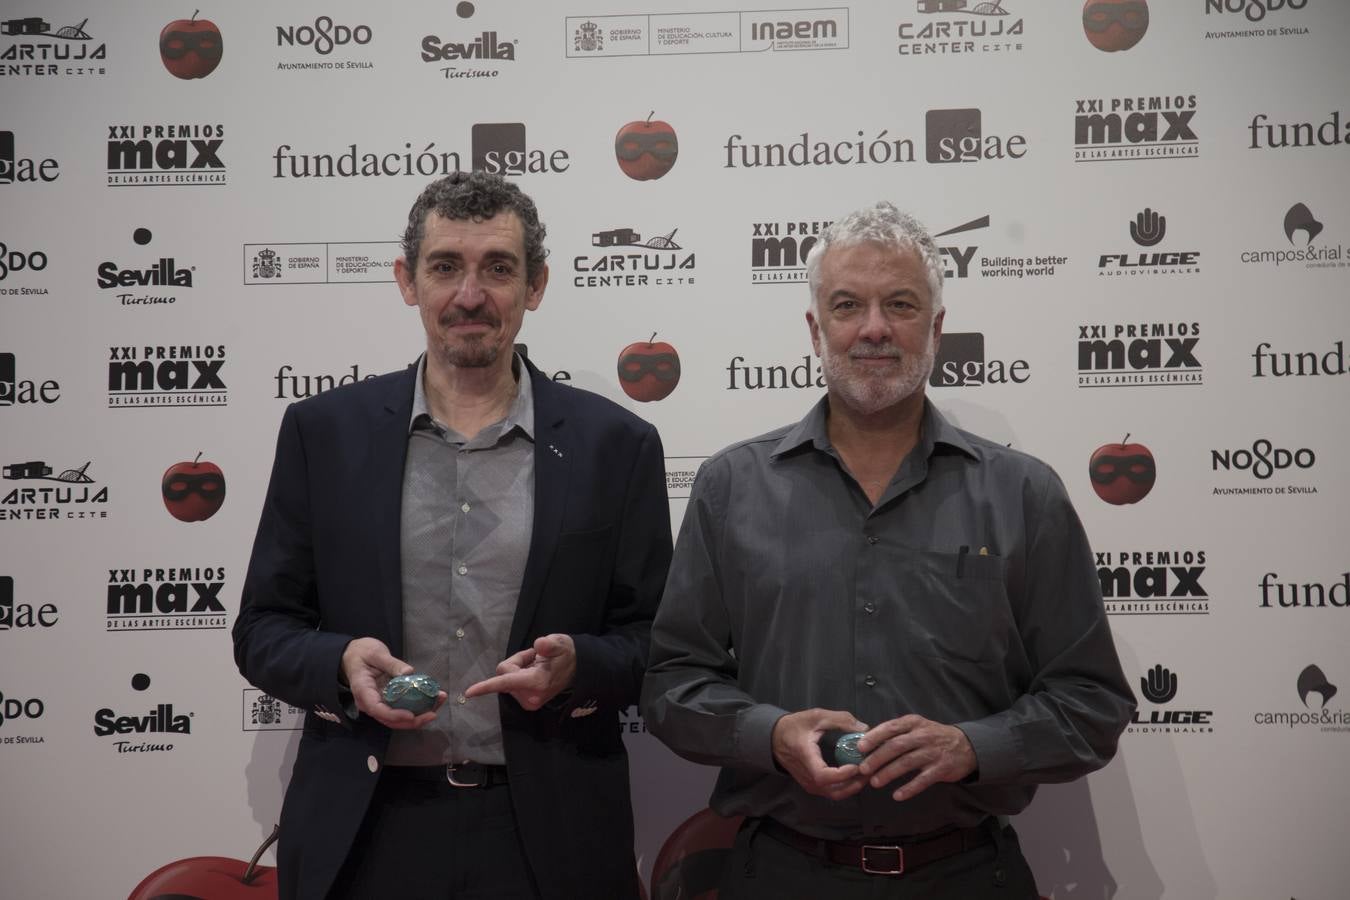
top-left (1297, 664), bottom-right (1337, 710)
top-left (1082, 0), bottom-right (1147, 52)
top-left (1140, 664), bottom-right (1178, 704)
top-left (1284, 203), bottom-right (1323, 245)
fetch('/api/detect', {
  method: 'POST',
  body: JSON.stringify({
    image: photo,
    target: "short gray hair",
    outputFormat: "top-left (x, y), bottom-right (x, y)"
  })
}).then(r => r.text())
top-left (805, 201), bottom-right (944, 313)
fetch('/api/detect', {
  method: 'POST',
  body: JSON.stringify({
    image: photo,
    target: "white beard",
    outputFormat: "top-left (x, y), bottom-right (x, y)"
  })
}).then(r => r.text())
top-left (820, 332), bottom-right (936, 416)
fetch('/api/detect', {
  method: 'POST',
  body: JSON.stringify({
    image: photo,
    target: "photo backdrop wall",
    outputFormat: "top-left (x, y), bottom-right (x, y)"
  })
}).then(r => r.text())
top-left (1, 1), bottom-right (1347, 897)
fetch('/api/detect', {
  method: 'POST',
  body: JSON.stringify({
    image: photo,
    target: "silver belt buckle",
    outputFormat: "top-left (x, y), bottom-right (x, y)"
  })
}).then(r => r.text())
top-left (861, 844), bottom-right (904, 875)
top-left (446, 761), bottom-right (485, 788)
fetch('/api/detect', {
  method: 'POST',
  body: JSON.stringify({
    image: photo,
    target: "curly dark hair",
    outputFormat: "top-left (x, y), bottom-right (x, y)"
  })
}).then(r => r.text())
top-left (401, 171), bottom-right (549, 282)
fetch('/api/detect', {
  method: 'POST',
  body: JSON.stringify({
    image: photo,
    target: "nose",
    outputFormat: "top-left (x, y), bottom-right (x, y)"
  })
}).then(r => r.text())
top-left (454, 269), bottom-right (487, 310)
top-left (856, 302), bottom-right (890, 343)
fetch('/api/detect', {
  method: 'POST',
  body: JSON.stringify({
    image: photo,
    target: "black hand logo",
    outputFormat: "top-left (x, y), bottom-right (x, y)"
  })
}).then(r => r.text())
top-left (1130, 208), bottom-right (1166, 247)
top-left (1141, 664), bottom-right (1177, 704)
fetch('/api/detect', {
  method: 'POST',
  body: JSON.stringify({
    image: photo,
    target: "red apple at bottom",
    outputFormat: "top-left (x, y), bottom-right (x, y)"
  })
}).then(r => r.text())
top-left (129, 827), bottom-right (278, 899)
top-left (1089, 438), bottom-right (1155, 505)
top-left (129, 856), bottom-right (277, 899)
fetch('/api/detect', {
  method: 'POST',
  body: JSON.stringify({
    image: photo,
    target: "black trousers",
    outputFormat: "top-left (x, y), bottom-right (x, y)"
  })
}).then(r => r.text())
top-left (329, 769), bottom-right (542, 900)
top-left (718, 818), bottom-right (1040, 900)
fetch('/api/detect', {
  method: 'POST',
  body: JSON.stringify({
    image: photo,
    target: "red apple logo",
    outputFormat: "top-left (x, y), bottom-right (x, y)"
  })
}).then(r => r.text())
top-left (1082, 0), bottom-right (1148, 53)
top-left (618, 333), bottom-right (680, 402)
top-left (615, 113), bottom-right (678, 181)
top-left (1089, 434), bottom-right (1155, 505)
top-left (162, 452), bottom-right (226, 522)
top-left (130, 826), bottom-right (278, 899)
top-left (160, 10), bottom-right (223, 79)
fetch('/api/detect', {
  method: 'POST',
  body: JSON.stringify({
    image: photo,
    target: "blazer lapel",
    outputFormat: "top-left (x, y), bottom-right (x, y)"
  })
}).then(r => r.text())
top-left (368, 365), bottom-right (418, 657)
top-left (510, 368), bottom-right (571, 651)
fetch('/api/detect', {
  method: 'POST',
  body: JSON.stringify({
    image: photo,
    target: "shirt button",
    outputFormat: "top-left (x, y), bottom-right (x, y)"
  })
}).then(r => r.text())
top-left (866, 535), bottom-right (880, 545)
top-left (455, 627), bottom-right (465, 639)
top-left (863, 675), bottom-right (878, 687)
top-left (456, 693), bottom-right (467, 705)
top-left (457, 564), bottom-right (468, 576)
top-left (461, 501), bottom-right (471, 513)
top-left (367, 755), bottom-right (379, 774)
top-left (862, 602), bottom-right (877, 615)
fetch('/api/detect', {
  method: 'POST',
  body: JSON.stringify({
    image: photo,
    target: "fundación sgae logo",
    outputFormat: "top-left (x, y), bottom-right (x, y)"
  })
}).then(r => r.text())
top-left (1253, 664), bottom-right (1349, 734)
top-left (928, 332), bottom-right (1030, 388)
top-left (925, 108), bottom-right (1027, 163)
top-left (0, 130), bottom-right (60, 184)
top-left (0, 352), bottom-right (60, 407)
top-left (1, 575), bottom-right (60, 631)
top-left (1258, 570), bottom-right (1349, 610)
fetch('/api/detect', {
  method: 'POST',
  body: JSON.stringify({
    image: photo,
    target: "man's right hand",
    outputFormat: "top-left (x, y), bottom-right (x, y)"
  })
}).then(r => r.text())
top-left (771, 708), bottom-right (869, 800)
top-left (340, 637), bottom-right (446, 730)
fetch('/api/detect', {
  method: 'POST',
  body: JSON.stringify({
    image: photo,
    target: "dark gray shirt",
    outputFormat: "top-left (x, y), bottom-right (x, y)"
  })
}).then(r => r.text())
top-left (386, 354), bottom-right (534, 766)
top-left (642, 397), bottom-right (1134, 840)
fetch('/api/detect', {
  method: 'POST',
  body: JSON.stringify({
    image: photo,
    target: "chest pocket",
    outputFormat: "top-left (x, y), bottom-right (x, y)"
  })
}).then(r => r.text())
top-left (894, 549), bottom-right (1012, 664)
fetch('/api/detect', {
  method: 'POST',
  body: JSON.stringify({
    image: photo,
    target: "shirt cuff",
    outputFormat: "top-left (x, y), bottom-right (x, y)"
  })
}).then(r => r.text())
top-left (736, 703), bottom-right (791, 774)
top-left (955, 718), bottom-right (1021, 784)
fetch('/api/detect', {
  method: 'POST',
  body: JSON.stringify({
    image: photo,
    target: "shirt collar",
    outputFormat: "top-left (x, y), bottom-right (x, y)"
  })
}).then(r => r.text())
top-left (770, 395), bottom-right (978, 462)
top-left (408, 352), bottom-right (535, 442)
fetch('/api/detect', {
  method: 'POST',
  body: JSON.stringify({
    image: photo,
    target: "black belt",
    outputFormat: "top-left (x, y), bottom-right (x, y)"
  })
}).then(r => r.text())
top-left (384, 761), bottom-right (509, 788)
top-left (759, 817), bottom-right (993, 876)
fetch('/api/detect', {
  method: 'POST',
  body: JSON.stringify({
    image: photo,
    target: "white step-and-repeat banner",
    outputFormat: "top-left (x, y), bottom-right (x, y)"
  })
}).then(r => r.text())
top-left (2, 1), bottom-right (1347, 897)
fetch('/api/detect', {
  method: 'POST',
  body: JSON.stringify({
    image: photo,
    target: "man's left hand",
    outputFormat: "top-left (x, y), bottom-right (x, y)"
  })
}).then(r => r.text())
top-left (855, 715), bottom-right (977, 802)
top-left (465, 634), bottom-right (577, 711)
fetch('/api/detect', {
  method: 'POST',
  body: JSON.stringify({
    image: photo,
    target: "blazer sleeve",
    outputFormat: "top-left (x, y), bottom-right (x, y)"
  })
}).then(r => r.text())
top-left (232, 403), bottom-right (355, 724)
top-left (565, 421), bottom-right (673, 713)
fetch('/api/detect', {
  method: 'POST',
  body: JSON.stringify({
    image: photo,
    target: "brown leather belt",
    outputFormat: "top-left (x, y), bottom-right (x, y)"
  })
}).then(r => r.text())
top-left (759, 817), bottom-right (993, 876)
top-left (384, 761), bottom-right (509, 788)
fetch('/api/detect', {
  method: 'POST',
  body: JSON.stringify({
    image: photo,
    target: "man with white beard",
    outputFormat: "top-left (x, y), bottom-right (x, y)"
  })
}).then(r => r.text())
top-left (642, 202), bottom-right (1134, 899)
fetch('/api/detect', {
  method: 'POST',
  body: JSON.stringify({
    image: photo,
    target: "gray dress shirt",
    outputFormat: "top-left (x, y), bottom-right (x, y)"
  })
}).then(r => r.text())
top-left (642, 397), bottom-right (1135, 840)
top-left (385, 355), bottom-right (534, 766)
